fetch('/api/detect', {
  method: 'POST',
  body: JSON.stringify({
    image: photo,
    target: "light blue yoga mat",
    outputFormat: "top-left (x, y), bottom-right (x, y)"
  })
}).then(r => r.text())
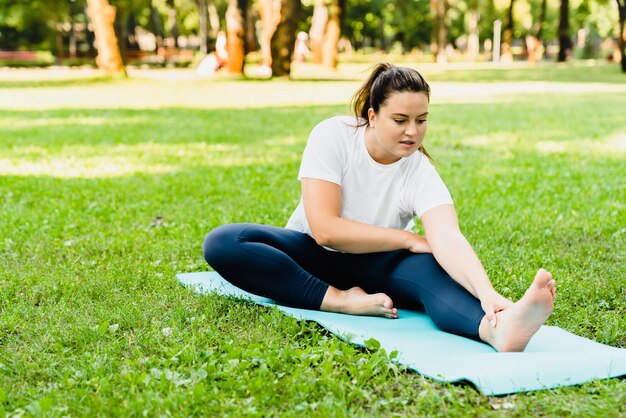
top-left (177, 271), bottom-right (626, 396)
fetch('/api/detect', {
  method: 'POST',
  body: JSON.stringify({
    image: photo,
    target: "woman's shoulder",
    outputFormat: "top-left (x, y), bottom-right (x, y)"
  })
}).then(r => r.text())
top-left (309, 115), bottom-right (364, 143)
top-left (313, 115), bottom-right (363, 130)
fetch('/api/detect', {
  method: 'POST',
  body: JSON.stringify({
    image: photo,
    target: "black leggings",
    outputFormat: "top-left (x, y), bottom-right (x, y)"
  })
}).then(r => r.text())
top-left (203, 223), bottom-right (486, 340)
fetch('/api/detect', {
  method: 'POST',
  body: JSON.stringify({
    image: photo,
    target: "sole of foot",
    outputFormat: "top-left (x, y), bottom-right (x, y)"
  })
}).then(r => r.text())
top-left (322, 286), bottom-right (398, 319)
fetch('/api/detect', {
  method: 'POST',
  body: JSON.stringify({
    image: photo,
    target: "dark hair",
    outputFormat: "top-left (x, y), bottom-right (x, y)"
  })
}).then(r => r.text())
top-left (351, 62), bottom-right (432, 160)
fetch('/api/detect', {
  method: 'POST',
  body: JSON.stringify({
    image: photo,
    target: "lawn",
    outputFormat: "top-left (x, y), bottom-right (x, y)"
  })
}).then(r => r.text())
top-left (0, 62), bottom-right (625, 416)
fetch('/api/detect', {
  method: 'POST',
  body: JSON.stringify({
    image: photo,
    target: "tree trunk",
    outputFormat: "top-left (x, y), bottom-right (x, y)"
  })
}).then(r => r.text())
top-left (55, 29), bottom-right (64, 64)
top-left (270, 0), bottom-right (301, 76)
top-left (309, 0), bottom-right (328, 64)
top-left (530, 0), bottom-right (547, 62)
top-left (321, 0), bottom-right (344, 68)
top-left (115, 7), bottom-right (128, 64)
top-left (69, 23), bottom-right (77, 58)
top-left (558, 0), bottom-right (570, 62)
top-left (467, 8), bottom-right (479, 61)
top-left (258, 0), bottom-right (280, 66)
top-left (166, 0), bottom-right (179, 48)
top-left (226, 0), bottom-right (248, 73)
top-left (501, 0), bottom-right (515, 63)
top-left (617, 0), bottom-right (626, 72)
top-left (246, 3), bottom-right (258, 53)
top-left (433, 0), bottom-right (447, 63)
top-left (208, 2), bottom-right (220, 38)
top-left (149, 3), bottom-right (164, 50)
top-left (199, 0), bottom-right (208, 55)
top-left (87, 0), bottom-right (126, 75)
top-left (69, 1), bottom-right (78, 58)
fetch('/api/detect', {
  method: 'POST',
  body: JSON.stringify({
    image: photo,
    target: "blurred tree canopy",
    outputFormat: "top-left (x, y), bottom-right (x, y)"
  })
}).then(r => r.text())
top-left (0, 0), bottom-right (622, 69)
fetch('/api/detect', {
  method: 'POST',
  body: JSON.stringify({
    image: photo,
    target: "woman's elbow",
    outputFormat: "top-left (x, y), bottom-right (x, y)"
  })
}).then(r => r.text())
top-left (309, 220), bottom-right (337, 247)
top-left (312, 229), bottom-right (333, 247)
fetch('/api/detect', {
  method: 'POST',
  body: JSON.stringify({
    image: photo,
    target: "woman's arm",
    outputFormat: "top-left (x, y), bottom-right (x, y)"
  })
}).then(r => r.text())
top-left (302, 178), bottom-right (430, 254)
top-left (421, 204), bottom-right (512, 325)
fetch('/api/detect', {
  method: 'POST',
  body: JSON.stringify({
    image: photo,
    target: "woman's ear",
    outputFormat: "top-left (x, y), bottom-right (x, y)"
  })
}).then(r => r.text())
top-left (367, 108), bottom-right (376, 128)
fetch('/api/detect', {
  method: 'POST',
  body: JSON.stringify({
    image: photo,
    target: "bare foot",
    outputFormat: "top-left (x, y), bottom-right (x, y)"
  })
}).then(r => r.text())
top-left (480, 268), bottom-right (556, 352)
top-left (321, 286), bottom-right (398, 319)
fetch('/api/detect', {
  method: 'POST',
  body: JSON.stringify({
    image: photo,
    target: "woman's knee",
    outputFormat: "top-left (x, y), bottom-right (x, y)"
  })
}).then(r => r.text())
top-left (203, 223), bottom-right (246, 266)
top-left (401, 253), bottom-right (448, 281)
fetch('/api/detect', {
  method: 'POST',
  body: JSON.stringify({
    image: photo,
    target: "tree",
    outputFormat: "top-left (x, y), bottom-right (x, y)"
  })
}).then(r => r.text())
top-left (257, 0), bottom-right (280, 67)
top-left (225, 0), bottom-right (247, 73)
top-left (87, 0), bottom-right (126, 75)
top-left (270, 0), bottom-right (301, 76)
top-left (528, 0), bottom-right (548, 63)
top-left (198, 0), bottom-right (208, 54)
top-left (467, 0), bottom-right (479, 61)
top-left (320, 0), bottom-right (344, 68)
top-left (500, 0), bottom-right (515, 63)
top-left (558, 0), bottom-right (571, 61)
top-left (617, 0), bottom-right (626, 71)
top-left (166, 0), bottom-right (179, 47)
top-left (309, 0), bottom-right (328, 64)
top-left (432, 0), bottom-right (448, 63)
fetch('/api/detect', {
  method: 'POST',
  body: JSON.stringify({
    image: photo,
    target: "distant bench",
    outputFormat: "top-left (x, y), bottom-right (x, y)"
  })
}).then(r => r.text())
top-left (0, 51), bottom-right (38, 61)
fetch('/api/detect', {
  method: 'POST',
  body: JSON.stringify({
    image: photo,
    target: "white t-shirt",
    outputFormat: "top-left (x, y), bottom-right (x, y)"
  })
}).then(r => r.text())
top-left (285, 116), bottom-right (453, 238)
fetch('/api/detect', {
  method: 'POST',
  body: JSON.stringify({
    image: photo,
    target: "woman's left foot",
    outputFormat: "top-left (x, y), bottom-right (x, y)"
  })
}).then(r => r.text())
top-left (480, 268), bottom-right (556, 352)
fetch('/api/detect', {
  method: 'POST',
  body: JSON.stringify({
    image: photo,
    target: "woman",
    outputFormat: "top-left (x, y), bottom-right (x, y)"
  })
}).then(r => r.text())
top-left (203, 63), bottom-right (556, 352)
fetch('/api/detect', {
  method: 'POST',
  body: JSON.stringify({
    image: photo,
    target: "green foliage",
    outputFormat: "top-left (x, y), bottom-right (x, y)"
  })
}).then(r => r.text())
top-left (343, 0), bottom-right (433, 51)
top-left (0, 0), bottom-right (73, 50)
top-left (0, 0), bottom-right (621, 60)
top-left (0, 66), bottom-right (624, 415)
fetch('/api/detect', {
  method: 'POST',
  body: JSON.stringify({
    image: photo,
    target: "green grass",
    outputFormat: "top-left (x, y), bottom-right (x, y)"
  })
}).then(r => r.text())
top-left (0, 66), bottom-right (625, 416)
top-left (1, 59), bottom-right (624, 89)
top-left (291, 60), bottom-right (626, 83)
top-left (0, 76), bottom-right (116, 89)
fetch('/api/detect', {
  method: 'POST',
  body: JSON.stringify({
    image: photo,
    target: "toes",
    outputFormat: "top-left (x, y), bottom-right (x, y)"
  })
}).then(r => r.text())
top-left (534, 269), bottom-right (553, 286)
top-left (536, 268), bottom-right (552, 279)
top-left (384, 309), bottom-right (398, 319)
top-left (380, 305), bottom-right (398, 319)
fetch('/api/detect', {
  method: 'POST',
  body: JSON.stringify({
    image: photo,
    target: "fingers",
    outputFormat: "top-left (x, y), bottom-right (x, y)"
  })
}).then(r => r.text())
top-left (486, 309), bottom-right (497, 327)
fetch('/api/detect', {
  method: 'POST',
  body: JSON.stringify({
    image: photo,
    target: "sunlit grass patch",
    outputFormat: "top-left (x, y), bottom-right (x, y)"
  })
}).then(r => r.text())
top-left (6, 115), bottom-right (148, 129)
top-left (461, 131), bottom-right (626, 157)
top-left (0, 155), bottom-right (175, 178)
top-left (0, 142), bottom-right (301, 178)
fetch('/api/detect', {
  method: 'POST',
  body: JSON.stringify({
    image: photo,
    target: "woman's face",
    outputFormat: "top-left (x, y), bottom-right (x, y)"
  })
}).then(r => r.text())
top-left (366, 91), bottom-right (429, 165)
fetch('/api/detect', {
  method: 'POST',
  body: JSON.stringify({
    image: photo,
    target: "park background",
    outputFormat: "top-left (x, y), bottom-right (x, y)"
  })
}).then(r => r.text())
top-left (1, 0), bottom-right (625, 416)
top-left (0, 0), bottom-right (625, 74)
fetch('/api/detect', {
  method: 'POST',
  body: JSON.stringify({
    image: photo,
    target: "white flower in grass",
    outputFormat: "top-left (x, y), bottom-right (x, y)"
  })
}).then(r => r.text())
top-left (162, 327), bottom-right (173, 337)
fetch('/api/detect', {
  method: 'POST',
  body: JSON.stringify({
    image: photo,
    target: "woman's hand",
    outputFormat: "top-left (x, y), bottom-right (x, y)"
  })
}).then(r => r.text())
top-left (405, 232), bottom-right (432, 253)
top-left (479, 290), bottom-right (514, 327)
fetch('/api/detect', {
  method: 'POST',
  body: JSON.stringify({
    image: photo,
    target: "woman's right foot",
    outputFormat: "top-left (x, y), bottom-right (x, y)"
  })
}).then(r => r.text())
top-left (321, 286), bottom-right (398, 319)
top-left (480, 268), bottom-right (556, 352)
